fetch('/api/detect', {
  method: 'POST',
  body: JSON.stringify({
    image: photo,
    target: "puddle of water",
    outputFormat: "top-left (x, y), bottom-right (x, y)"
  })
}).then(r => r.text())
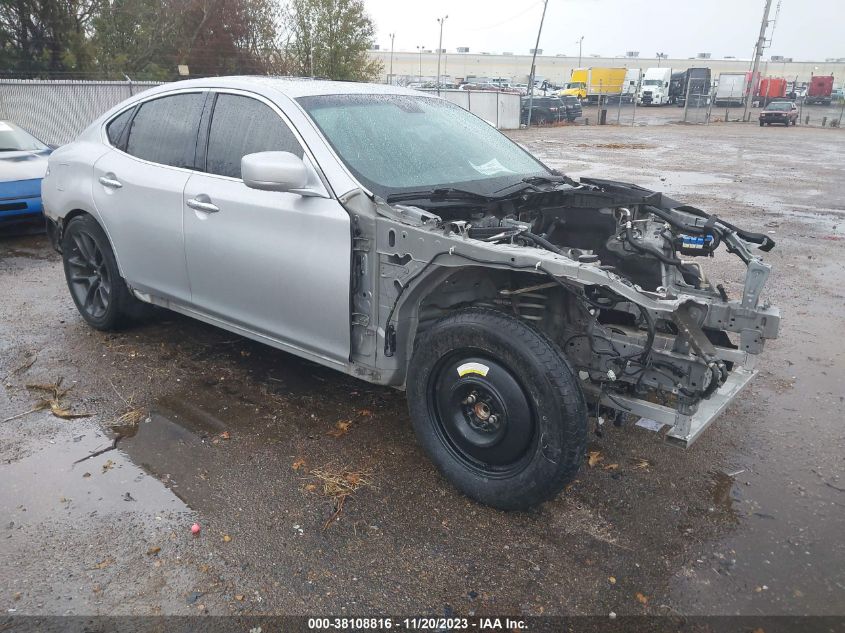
top-left (0, 422), bottom-right (189, 526)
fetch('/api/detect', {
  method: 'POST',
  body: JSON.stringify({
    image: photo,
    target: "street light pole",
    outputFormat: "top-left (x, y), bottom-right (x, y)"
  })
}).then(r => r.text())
top-left (526, 0), bottom-right (549, 128)
top-left (436, 15), bottom-right (448, 95)
top-left (577, 36), bottom-right (584, 67)
top-left (417, 45), bottom-right (424, 83)
top-left (388, 33), bottom-right (395, 84)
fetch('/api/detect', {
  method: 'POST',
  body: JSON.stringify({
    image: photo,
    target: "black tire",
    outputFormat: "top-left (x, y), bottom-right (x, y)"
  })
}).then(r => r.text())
top-left (407, 307), bottom-right (587, 510)
top-left (61, 214), bottom-right (148, 330)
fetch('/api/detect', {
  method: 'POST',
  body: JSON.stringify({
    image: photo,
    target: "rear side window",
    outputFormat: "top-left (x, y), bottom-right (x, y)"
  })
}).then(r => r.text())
top-left (126, 93), bottom-right (205, 168)
top-left (106, 108), bottom-right (133, 148)
top-left (205, 94), bottom-right (303, 179)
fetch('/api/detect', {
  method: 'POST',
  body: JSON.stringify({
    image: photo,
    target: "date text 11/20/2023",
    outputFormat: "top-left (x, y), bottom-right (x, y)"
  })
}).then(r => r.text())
top-left (307, 617), bottom-right (528, 630)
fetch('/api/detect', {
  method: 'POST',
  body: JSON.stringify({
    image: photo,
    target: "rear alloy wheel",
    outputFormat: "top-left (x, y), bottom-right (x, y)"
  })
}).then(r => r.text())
top-left (62, 214), bottom-right (147, 330)
top-left (407, 307), bottom-right (587, 510)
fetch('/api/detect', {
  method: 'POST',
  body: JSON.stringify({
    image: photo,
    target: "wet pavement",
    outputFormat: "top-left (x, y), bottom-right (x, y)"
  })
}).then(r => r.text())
top-left (1, 120), bottom-right (844, 618)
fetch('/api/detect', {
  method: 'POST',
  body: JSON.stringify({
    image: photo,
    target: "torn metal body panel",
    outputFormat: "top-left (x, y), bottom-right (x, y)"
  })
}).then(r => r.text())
top-left (348, 176), bottom-right (779, 447)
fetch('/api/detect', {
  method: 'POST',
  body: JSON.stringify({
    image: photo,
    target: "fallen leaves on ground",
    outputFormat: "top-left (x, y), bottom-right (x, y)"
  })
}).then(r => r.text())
top-left (146, 546), bottom-right (161, 556)
top-left (25, 379), bottom-right (91, 420)
top-left (603, 463), bottom-right (619, 471)
top-left (327, 408), bottom-right (375, 438)
top-left (222, 534), bottom-right (232, 543)
top-left (93, 558), bottom-right (114, 570)
top-left (309, 466), bottom-right (373, 530)
top-left (113, 408), bottom-right (146, 428)
top-left (292, 458), bottom-right (306, 471)
top-left (609, 576), bottom-right (617, 584)
top-left (327, 420), bottom-right (353, 438)
top-left (588, 450), bottom-right (603, 468)
top-left (102, 459), bottom-right (114, 473)
top-left (219, 431), bottom-right (230, 440)
top-left (630, 457), bottom-right (652, 471)
top-left (635, 592), bottom-right (649, 605)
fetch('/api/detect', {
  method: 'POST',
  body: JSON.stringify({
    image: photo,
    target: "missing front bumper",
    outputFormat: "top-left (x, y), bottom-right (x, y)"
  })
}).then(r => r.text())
top-left (592, 366), bottom-right (757, 448)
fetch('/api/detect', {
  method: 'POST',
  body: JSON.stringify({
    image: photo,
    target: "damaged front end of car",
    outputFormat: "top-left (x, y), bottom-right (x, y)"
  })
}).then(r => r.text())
top-left (347, 176), bottom-right (780, 447)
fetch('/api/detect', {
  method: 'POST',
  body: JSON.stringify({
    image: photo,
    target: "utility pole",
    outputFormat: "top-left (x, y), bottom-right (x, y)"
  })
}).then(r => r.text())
top-left (436, 15), bottom-right (448, 95)
top-left (526, 0), bottom-right (549, 128)
top-left (743, 0), bottom-right (773, 122)
top-left (417, 45), bottom-right (424, 83)
top-left (576, 36), bottom-right (584, 67)
top-left (388, 33), bottom-right (395, 84)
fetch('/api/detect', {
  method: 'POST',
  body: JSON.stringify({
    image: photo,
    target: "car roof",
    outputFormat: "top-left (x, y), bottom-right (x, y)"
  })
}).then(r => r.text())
top-left (139, 76), bottom-right (423, 100)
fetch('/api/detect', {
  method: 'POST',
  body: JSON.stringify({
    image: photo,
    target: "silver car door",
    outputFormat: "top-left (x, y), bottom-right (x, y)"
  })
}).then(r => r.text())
top-left (182, 91), bottom-right (351, 365)
top-left (91, 91), bottom-right (206, 302)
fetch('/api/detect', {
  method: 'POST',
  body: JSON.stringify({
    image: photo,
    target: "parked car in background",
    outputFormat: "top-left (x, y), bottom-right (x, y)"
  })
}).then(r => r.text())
top-left (0, 121), bottom-right (53, 229)
top-left (759, 101), bottom-right (798, 126)
top-left (832, 88), bottom-right (844, 103)
top-left (560, 95), bottom-right (583, 120)
top-left (521, 96), bottom-right (572, 124)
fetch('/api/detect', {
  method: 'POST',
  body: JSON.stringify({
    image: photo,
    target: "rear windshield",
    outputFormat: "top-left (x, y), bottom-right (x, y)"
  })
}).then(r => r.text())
top-left (767, 102), bottom-right (791, 111)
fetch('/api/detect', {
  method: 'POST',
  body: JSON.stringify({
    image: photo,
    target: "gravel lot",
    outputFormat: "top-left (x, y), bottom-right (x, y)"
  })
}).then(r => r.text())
top-left (1, 119), bottom-right (843, 620)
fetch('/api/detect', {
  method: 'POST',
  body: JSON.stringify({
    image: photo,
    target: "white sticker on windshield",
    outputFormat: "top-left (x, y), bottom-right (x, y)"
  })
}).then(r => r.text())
top-left (469, 158), bottom-right (515, 177)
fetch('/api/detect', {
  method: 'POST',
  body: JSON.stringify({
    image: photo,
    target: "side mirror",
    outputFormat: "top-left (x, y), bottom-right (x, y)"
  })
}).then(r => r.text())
top-left (242, 151), bottom-right (312, 194)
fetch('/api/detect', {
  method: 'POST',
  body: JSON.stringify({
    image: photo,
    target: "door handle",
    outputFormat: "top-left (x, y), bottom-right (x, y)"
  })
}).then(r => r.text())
top-left (186, 198), bottom-right (220, 214)
top-left (99, 176), bottom-right (122, 189)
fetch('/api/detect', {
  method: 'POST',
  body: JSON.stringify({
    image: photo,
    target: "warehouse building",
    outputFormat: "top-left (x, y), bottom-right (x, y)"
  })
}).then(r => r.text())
top-left (370, 50), bottom-right (845, 86)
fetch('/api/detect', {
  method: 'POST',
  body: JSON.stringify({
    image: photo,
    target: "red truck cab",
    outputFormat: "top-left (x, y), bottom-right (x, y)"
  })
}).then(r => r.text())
top-left (806, 75), bottom-right (834, 105)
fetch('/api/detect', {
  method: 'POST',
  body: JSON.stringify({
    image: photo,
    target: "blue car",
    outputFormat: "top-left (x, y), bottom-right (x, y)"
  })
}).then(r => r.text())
top-left (0, 121), bottom-right (52, 229)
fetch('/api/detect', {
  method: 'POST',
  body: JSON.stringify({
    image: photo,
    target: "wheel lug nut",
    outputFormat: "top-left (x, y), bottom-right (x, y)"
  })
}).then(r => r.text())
top-left (462, 394), bottom-right (477, 405)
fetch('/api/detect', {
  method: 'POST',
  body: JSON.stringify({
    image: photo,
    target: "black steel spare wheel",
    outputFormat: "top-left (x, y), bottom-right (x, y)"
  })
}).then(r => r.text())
top-left (407, 307), bottom-right (588, 510)
top-left (432, 355), bottom-right (535, 476)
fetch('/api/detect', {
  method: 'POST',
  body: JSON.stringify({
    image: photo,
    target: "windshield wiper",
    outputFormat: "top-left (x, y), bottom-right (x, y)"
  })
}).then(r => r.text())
top-left (385, 187), bottom-right (493, 204)
top-left (490, 174), bottom-right (568, 196)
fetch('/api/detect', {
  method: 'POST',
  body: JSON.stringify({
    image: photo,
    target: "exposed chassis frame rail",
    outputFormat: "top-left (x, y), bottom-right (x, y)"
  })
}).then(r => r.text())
top-left (586, 366), bottom-right (757, 448)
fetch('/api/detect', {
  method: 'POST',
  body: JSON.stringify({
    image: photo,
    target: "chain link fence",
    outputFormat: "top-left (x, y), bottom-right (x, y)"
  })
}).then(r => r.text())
top-left (0, 79), bottom-right (163, 145)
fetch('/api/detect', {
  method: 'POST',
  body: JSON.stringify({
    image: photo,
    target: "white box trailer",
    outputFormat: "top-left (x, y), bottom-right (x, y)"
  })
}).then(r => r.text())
top-left (714, 72), bottom-right (749, 106)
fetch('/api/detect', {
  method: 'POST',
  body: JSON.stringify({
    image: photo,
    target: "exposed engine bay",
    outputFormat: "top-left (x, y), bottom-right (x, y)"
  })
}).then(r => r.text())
top-left (364, 176), bottom-right (780, 446)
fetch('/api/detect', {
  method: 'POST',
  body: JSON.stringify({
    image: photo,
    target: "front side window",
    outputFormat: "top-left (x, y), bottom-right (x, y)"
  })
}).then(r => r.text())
top-left (106, 108), bottom-right (134, 148)
top-left (125, 93), bottom-right (205, 168)
top-left (206, 94), bottom-right (303, 179)
top-left (298, 94), bottom-right (549, 199)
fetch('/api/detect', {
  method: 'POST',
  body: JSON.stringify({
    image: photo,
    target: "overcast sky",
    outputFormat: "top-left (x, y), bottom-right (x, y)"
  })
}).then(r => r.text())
top-left (364, 0), bottom-right (842, 61)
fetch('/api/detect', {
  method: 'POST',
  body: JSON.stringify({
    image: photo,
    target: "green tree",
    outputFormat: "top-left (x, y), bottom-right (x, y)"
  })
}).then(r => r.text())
top-left (91, 0), bottom-right (180, 79)
top-left (0, 0), bottom-right (98, 76)
top-left (286, 0), bottom-right (381, 82)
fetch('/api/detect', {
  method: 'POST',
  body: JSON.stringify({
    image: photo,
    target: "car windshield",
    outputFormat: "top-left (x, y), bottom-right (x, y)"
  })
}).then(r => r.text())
top-left (298, 94), bottom-right (550, 198)
top-left (767, 102), bottom-right (791, 111)
top-left (643, 79), bottom-right (662, 86)
top-left (0, 121), bottom-right (48, 152)
top-left (565, 82), bottom-right (585, 90)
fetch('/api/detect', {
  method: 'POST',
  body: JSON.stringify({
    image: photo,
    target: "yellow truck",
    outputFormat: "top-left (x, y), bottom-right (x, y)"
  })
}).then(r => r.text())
top-left (560, 67), bottom-right (628, 103)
